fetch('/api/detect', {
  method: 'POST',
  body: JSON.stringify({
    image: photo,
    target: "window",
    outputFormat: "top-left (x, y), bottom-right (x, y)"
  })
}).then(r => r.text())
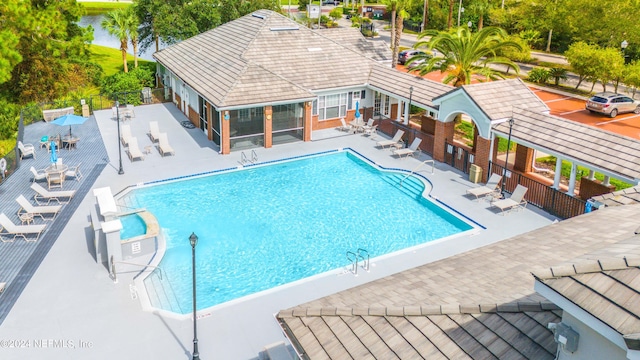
top-left (316, 93), bottom-right (348, 120)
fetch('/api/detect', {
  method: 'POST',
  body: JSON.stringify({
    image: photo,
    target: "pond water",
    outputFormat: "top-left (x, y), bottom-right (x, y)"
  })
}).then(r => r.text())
top-left (78, 15), bottom-right (164, 61)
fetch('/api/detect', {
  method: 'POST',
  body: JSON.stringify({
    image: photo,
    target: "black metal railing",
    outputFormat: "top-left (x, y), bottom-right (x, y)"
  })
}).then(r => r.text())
top-left (490, 162), bottom-right (587, 219)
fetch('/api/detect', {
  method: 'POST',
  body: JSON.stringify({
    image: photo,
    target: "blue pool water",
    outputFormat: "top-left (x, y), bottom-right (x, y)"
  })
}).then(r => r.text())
top-left (125, 151), bottom-right (472, 313)
top-left (119, 214), bottom-right (146, 239)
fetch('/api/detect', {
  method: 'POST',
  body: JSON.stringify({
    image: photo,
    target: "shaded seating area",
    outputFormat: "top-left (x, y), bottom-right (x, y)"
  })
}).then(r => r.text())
top-left (492, 184), bottom-right (528, 215)
top-left (17, 194), bottom-right (62, 221)
top-left (0, 213), bottom-right (47, 242)
top-left (393, 137), bottom-right (422, 159)
top-left (31, 183), bottom-right (76, 205)
top-left (466, 173), bottom-right (503, 200)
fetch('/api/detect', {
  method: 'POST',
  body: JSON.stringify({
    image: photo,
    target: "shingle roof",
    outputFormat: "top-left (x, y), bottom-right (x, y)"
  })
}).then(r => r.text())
top-left (368, 65), bottom-right (453, 109)
top-left (590, 185), bottom-right (640, 207)
top-left (493, 107), bottom-right (640, 182)
top-left (465, 78), bottom-right (550, 120)
top-left (534, 257), bottom-right (640, 337)
top-left (280, 205), bottom-right (640, 359)
top-left (278, 303), bottom-right (561, 360)
top-left (154, 10), bottom-right (390, 108)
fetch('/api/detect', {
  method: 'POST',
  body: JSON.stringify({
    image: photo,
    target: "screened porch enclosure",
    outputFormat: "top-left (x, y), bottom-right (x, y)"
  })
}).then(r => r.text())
top-left (272, 103), bottom-right (304, 145)
top-left (229, 107), bottom-right (264, 150)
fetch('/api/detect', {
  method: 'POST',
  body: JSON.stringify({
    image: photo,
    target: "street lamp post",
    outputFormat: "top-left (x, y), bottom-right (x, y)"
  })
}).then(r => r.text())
top-left (115, 99), bottom-right (124, 175)
top-left (621, 40), bottom-right (629, 64)
top-left (189, 232), bottom-right (200, 360)
top-left (501, 118), bottom-right (515, 197)
top-left (407, 86), bottom-right (414, 126)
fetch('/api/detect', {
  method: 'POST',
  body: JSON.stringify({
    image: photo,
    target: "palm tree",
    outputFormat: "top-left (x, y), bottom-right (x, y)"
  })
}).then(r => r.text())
top-left (385, 0), bottom-right (410, 68)
top-left (548, 67), bottom-right (568, 86)
top-left (125, 8), bottom-right (140, 69)
top-left (409, 26), bottom-right (523, 87)
top-left (468, 0), bottom-right (493, 30)
top-left (102, 9), bottom-right (131, 73)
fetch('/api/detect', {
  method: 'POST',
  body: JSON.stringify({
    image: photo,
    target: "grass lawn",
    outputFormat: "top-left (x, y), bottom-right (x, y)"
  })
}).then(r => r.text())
top-left (89, 44), bottom-right (155, 78)
top-left (78, 1), bottom-right (130, 15)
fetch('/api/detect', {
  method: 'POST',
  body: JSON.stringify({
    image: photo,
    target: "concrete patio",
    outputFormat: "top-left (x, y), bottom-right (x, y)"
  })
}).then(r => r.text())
top-left (0, 103), bottom-right (556, 359)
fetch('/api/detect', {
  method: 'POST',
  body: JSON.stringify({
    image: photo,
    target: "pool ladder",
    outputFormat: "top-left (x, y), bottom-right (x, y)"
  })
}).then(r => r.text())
top-left (239, 150), bottom-right (258, 165)
top-left (346, 248), bottom-right (370, 275)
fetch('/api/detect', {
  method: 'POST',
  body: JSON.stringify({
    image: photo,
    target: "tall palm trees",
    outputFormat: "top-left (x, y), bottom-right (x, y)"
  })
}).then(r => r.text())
top-left (409, 26), bottom-right (523, 87)
top-left (101, 8), bottom-right (140, 73)
top-left (385, 0), bottom-right (410, 68)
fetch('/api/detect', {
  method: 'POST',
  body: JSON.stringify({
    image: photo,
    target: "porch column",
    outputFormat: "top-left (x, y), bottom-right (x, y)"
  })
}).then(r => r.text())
top-left (514, 144), bottom-right (534, 173)
top-left (587, 170), bottom-right (595, 180)
top-left (433, 120), bottom-right (455, 163)
top-left (264, 106), bottom-right (273, 148)
top-left (403, 100), bottom-right (410, 125)
top-left (603, 176), bottom-right (611, 187)
top-left (567, 162), bottom-right (577, 195)
top-left (222, 111), bottom-right (230, 155)
top-left (552, 157), bottom-right (562, 189)
top-left (474, 136), bottom-right (492, 182)
top-left (303, 102), bottom-right (312, 141)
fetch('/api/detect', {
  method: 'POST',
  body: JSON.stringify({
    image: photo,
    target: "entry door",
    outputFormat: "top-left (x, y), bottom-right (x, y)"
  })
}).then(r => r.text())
top-left (181, 84), bottom-right (189, 116)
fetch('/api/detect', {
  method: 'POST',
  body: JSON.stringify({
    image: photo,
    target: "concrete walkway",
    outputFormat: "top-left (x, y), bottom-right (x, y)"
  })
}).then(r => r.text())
top-left (0, 104), bottom-right (556, 359)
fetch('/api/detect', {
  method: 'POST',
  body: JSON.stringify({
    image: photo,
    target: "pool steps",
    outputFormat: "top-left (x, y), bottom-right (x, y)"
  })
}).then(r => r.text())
top-left (346, 248), bottom-right (370, 275)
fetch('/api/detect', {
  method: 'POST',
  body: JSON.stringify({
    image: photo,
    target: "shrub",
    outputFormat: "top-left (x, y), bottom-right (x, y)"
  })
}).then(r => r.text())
top-left (100, 67), bottom-right (154, 105)
top-left (527, 67), bottom-right (551, 84)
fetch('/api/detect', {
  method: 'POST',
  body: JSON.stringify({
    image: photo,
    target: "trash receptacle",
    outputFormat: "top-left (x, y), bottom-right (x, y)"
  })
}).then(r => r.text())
top-left (469, 164), bottom-right (482, 183)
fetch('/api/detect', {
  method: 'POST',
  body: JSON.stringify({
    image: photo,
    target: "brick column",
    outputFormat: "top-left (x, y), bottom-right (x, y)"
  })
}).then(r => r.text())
top-left (513, 144), bottom-right (534, 173)
top-left (264, 106), bottom-right (273, 148)
top-left (433, 121), bottom-right (455, 162)
top-left (303, 102), bottom-right (312, 141)
top-left (474, 136), bottom-right (492, 182)
top-left (222, 111), bottom-right (230, 155)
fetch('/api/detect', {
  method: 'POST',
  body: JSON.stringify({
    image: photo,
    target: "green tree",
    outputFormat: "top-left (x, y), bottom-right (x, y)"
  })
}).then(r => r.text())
top-left (467, 0), bottom-right (493, 30)
top-left (102, 9), bottom-right (131, 73)
top-left (101, 67), bottom-right (154, 105)
top-left (125, 7), bottom-right (140, 69)
top-left (1, 0), bottom-right (92, 103)
top-left (623, 61), bottom-right (640, 98)
top-left (594, 47), bottom-right (624, 93)
top-left (412, 26), bottom-right (522, 86)
top-left (527, 67), bottom-right (550, 84)
top-left (329, 7), bottom-right (343, 21)
top-left (565, 41), bottom-right (600, 90)
top-left (385, 0), bottom-right (411, 68)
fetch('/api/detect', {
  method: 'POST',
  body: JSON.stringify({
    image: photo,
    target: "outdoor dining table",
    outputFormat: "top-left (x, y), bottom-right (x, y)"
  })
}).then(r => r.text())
top-left (350, 120), bottom-right (365, 133)
top-left (62, 135), bottom-right (80, 150)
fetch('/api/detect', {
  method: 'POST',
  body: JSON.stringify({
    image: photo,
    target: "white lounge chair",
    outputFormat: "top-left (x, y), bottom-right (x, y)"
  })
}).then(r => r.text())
top-left (65, 163), bottom-right (82, 181)
top-left (120, 124), bottom-right (132, 147)
top-left (492, 184), bottom-right (528, 215)
top-left (158, 133), bottom-right (175, 157)
top-left (393, 137), bottom-right (422, 158)
top-left (376, 130), bottom-right (405, 149)
top-left (17, 194), bottom-right (61, 221)
top-left (31, 183), bottom-right (76, 205)
top-left (127, 137), bottom-right (145, 162)
top-left (148, 121), bottom-right (161, 142)
top-left (363, 124), bottom-right (378, 138)
top-left (0, 213), bottom-right (47, 242)
top-left (18, 141), bottom-right (36, 160)
top-left (30, 166), bottom-right (47, 183)
top-left (466, 173), bottom-right (503, 200)
top-left (337, 118), bottom-right (353, 133)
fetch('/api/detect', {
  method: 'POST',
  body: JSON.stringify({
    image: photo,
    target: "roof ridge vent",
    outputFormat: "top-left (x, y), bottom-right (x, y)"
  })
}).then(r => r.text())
top-left (252, 13), bottom-right (266, 19)
top-left (270, 27), bottom-right (299, 31)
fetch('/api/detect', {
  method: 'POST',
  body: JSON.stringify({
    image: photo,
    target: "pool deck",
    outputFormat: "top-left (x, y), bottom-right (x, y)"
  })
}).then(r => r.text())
top-left (0, 104), bottom-right (556, 359)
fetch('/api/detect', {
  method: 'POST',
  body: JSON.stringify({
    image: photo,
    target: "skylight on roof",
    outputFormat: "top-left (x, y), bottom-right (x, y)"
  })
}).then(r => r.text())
top-left (307, 48), bottom-right (322, 52)
top-left (270, 27), bottom-right (299, 31)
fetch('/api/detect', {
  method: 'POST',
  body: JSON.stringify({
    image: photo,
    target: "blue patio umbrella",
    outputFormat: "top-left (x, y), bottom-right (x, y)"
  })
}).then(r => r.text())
top-left (355, 101), bottom-right (361, 120)
top-left (51, 114), bottom-right (88, 137)
top-left (50, 140), bottom-right (57, 165)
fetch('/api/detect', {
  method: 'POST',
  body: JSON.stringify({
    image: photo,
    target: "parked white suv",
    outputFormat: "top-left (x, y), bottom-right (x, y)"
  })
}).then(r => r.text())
top-left (585, 92), bottom-right (640, 118)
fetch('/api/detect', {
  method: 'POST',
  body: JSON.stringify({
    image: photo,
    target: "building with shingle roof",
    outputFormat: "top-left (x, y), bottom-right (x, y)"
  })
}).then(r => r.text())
top-left (534, 257), bottom-right (640, 360)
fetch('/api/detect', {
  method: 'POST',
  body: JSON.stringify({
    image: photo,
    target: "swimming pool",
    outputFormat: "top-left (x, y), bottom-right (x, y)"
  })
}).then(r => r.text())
top-left (123, 151), bottom-right (472, 313)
